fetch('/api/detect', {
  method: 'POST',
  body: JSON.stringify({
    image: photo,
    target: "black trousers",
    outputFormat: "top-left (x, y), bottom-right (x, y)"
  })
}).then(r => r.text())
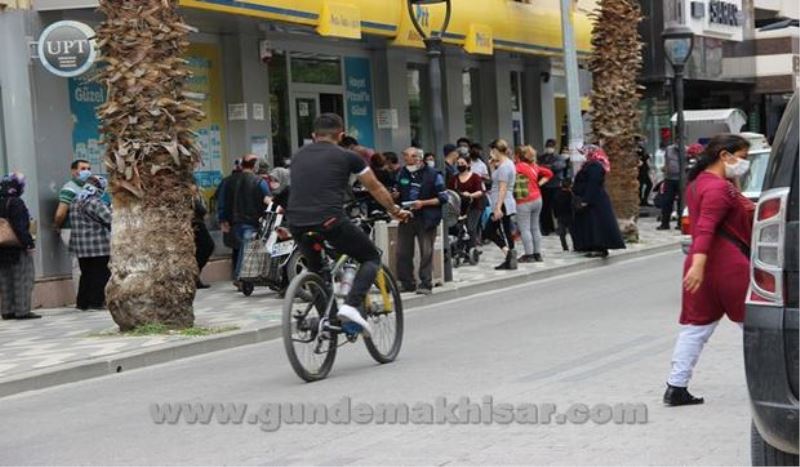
top-left (556, 217), bottom-right (574, 251)
top-left (194, 223), bottom-right (215, 274)
top-left (639, 175), bottom-right (653, 205)
top-left (290, 218), bottom-right (381, 309)
top-left (540, 186), bottom-right (557, 235)
top-left (77, 256), bottom-right (110, 309)
top-left (660, 179), bottom-right (681, 227)
top-left (485, 208), bottom-right (515, 251)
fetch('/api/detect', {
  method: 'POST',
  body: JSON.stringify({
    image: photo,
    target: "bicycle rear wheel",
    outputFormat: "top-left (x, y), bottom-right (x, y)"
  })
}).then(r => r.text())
top-left (363, 266), bottom-right (404, 363)
top-left (282, 271), bottom-right (337, 382)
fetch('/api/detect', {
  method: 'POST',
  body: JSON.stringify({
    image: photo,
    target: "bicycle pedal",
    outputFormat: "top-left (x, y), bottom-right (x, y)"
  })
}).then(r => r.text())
top-left (341, 321), bottom-right (363, 336)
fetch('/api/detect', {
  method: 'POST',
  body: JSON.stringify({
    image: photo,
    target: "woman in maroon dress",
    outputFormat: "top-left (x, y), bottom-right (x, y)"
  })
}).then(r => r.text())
top-left (664, 134), bottom-right (755, 406)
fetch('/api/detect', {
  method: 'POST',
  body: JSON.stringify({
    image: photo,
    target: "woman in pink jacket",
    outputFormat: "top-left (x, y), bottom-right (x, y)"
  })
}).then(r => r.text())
top-left (664, 134), bottom-right (754, 406)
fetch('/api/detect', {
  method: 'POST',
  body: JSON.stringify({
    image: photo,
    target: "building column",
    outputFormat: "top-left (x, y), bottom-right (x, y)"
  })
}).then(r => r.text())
top-left (523, 58), bottom-right (556, 151)
top-left (221, 33), bottom-right (271, 165)
top-left (478, 54), bottom-right (513, 145)
top-left (441, 48), bottom-right (466, 146)
top-left (371, 46), bottom-right (412, 153)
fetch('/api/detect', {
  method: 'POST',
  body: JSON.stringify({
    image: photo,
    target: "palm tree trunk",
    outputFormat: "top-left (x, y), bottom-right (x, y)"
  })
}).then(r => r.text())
top-left (587, 0), bottom-right (643, 242)
top-left (96, 0), bottom-right (203, 331)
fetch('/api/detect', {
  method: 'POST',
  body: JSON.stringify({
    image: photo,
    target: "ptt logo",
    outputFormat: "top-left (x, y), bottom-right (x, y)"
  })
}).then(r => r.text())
top-left (414, 5), bottom-right (430, 28)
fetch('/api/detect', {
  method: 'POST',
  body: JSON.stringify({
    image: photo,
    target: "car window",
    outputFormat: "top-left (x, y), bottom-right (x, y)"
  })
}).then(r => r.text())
top-left (764, 93), bottom-right (798, 191)
top-left (740, 150), bottom-right (771, 196)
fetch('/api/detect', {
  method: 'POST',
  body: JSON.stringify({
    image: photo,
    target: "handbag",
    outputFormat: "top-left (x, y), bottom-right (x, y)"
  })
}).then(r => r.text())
top-left (0, 199), bottom-right (22, 248)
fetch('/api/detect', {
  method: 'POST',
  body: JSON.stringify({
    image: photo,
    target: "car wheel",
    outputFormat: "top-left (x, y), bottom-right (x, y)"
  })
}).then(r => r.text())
top-left (751, 421), bottom-right (799, 466)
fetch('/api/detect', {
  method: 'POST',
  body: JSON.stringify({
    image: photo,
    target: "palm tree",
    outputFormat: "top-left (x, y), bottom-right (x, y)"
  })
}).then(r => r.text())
top-left (587, 0), bottom-right (643, 241)
top-left (96, 0), bottom-right (204, 331)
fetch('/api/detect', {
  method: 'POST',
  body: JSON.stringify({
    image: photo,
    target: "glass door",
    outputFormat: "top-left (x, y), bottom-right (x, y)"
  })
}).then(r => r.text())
top-left (293, 93), bottom-right (320, 149)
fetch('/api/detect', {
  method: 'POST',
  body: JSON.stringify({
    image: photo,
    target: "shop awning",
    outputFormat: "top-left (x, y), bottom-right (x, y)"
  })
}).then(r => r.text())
top-left (178, 0), bottom-right (593, 57)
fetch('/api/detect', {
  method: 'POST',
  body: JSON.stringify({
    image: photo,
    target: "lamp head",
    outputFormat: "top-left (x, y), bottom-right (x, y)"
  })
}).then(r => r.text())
top-left (662, 24), bottom-right (695, 67)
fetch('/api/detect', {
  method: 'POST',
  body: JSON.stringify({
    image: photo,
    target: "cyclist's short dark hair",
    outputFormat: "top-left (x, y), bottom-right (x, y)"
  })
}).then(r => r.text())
top-left (314, 113), bottom-right (345, 138)
top-left (71, 159), bottom-right (90, 170)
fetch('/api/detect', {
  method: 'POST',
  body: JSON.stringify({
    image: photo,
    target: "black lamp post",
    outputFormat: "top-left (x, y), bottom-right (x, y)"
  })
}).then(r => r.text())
top-left (407, 0), bottom-right (453, 282)
top-left (662, 24), bottom-right (694, 223)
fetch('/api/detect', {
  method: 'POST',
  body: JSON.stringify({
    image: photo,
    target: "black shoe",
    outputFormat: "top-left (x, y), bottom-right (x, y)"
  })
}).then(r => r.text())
top-left (14, 313), bottom-right (42, 320)
top-left (416, 286), bottom-right (432, 295)
top-left (656, 225), bottom-right (671, 231)
top-left (517, 254), bottom-right (533, 263)
top-left (1, 314), bottom-right (14, 320)
top-left (507, 249), bottom-right (518, 270)
top-left (196, 281), bottom-right (211, 289)
top-left (495, 260), bottom-right (511, 270)
top-left (663, 384), bottom-right (704, 406)
top-left (400, 283), bottom-right (416, 293)
top-left (532, 253), bottom-right (543, 262)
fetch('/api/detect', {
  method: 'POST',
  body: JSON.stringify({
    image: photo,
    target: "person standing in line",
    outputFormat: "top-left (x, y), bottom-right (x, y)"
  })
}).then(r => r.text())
top-left (637, 137), bottom-right (654, 206)
top-left (468, 143), bottom-right (490, 186)
top-left (218, 154), bottom-right (271, 281)
top-left (456, 137), bottom-right (472, 149)
top-left (538, 139), bottom-right (564, 236)
top-left (571, 145), bottom-right (625, 258)
top-left (396, 148), bottom-right (448, 295)
top-left (658, 143), bottom-right (682, 230)
top-left (0, 173), bottom-right (39, 320)
top-left (69, 176), bottom-right (112, 311)
top-left (192, 185), bottom-right (214, 289)
top-left (448, 156), bottom-right (485, 248)
top-left (553, 179), bottom-right (576, 252)
top-left (486, 139), bottom-right (518, 270)
top-left (215, 159), bottom-right (242, 284)
top-left (514, 145), bottom-right (553, 263)
top-left (442, 144), bottom-right (460, 186)
top-left (663, 134), bottom-right (754, 406)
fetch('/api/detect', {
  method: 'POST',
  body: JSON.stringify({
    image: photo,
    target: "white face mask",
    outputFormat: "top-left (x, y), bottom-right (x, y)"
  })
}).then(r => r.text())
top-left (426, 161), bottom-right (435, 168)
top-left (406, 163), bottom-right (421, 173)
top-left (545, 148), bottom-right (555, 154)
top-left (724, 157), bottom-right (750, 179)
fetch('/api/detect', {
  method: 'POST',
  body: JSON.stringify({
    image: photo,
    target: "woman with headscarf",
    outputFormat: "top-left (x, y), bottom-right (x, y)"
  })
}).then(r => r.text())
top-left (268, 167), bottom-right (291, 209)
top-left (571, 144), bottom-right (626, 258)
top-left (0, 173), bottom-right (39, 320)
top-left (69, 175), bottom-right (112, 310)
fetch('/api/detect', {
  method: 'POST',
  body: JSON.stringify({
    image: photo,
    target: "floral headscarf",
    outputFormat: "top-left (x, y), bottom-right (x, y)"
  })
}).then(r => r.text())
top-left (687, 143), bottom-right (704, 158)
top-left (581, 144), bottom-right (611, 173)
top-left (0, 172), bottom-right (25, 197)
top-left (76, 175), bottom-right (108, 204)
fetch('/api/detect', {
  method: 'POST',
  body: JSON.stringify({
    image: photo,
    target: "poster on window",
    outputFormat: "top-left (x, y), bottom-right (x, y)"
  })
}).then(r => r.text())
top-left (344, 57), bottom-right (375, 149)
top-left (68, 69), bottom-right (106, 176)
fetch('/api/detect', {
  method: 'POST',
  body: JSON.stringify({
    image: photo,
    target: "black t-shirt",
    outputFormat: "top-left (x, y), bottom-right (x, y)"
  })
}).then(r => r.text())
top-left (287, 142), bottom-right (368, 227)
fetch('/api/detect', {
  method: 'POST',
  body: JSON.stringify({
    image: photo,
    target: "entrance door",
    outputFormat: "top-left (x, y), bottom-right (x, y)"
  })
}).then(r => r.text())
top-left (293, 93), bottom-right (319, 149)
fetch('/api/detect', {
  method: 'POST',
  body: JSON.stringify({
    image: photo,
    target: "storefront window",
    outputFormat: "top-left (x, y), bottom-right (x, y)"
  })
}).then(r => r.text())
top-left (291, 54), bottom-right (342, 85)
top-left (511, 71), bottom-right (524, 147)
top-left (463, 69), bottom-right (474, 142)
top-left (270, 51), bottom-right (292, 165)
top-left (0, 91), bottom-right (6, 174)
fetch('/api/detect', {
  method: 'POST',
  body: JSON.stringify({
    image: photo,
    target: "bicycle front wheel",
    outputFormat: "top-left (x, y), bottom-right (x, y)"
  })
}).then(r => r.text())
top-left (363, 266), bottom-right (404, 363)
top-left (282, 271), bottom-right (337, 382)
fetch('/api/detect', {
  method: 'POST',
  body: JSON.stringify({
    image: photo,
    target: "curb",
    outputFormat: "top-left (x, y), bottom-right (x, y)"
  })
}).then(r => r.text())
top-left (0, 241), bottom-right (680, 399)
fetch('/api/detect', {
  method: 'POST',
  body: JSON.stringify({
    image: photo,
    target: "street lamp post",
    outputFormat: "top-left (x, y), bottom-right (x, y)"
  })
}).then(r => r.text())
top-left (407, 0), bottom-right (453, 282)
top-left (662, 25), bottom-right (694, 222)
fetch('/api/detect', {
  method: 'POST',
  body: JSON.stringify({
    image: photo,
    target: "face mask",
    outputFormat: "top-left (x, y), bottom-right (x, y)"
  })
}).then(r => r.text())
top-left (78, 169), bottom-right (92, 181)
top-left (406, 163), bottom-right (421, 173)
top-left (724, 157), bottom-right (750, 179)
top-left (457, 165), bottom-right (468, 173)
top-left (426, 161), bottom-right (435, 168)
top-left (545, 148), bottom-right (555, 154)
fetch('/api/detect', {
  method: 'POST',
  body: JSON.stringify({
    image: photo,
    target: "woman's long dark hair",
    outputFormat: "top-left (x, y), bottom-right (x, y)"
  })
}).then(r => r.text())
top-left (687, 133), bottom-right (750, 182)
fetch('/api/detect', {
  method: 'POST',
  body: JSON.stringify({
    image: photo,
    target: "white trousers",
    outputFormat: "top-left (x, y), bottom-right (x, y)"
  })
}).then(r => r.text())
top-left (667, 321), bottom-right (719, 387)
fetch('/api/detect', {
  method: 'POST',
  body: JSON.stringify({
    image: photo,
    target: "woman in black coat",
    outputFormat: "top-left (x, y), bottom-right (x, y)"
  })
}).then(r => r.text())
top-left (571, 145), bottom-right (625, 257)
top-left (0, 173), bottom-right (39, 320)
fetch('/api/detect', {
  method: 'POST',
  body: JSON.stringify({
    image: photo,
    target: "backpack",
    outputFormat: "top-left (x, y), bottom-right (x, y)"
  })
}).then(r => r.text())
top-left (513, 174), bottom-right (530, 200)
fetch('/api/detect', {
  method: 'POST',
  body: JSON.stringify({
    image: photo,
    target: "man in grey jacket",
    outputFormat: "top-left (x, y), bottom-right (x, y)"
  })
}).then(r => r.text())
top-left (658, 144), bottom-right (682, 230)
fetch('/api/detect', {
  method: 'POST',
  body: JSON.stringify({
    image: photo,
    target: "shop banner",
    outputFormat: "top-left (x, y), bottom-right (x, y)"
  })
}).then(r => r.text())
top-left (187, 44), bottom-right (226, 193)
top-left (344, 56), bottom-right (375, 149)
top-left (68, 70), bottom-right (106, 175)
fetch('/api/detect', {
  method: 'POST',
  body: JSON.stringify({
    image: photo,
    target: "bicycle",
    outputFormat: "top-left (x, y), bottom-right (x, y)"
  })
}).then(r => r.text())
top-left (281, 212), bottom-right (404, 382)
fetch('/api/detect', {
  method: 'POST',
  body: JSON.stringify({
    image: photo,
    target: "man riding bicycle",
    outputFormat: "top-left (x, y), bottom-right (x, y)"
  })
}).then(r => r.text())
top-left (287, 113), bottom-right (411, 337)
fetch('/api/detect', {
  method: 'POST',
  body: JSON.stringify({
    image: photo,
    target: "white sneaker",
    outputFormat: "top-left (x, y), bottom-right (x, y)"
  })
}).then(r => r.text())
top-left (337, 304), bottom-right (372, 338)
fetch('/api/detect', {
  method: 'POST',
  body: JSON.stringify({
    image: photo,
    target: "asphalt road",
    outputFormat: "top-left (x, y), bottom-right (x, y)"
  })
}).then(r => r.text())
top-left (0, 251), bottom-right (750, 466)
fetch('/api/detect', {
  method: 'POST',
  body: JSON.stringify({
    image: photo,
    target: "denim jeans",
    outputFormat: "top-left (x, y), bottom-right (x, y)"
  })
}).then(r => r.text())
top-left (516, 198), bottom-right (543, 255)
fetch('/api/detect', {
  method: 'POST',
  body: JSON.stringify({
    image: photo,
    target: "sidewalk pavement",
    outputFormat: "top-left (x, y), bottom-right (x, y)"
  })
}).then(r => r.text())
top-left (0, 217), bottom-right (681, 397)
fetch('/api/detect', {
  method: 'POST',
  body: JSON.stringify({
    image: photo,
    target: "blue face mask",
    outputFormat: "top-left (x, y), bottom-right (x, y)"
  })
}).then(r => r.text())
top-left (78, 169), bottom-right (92, 182)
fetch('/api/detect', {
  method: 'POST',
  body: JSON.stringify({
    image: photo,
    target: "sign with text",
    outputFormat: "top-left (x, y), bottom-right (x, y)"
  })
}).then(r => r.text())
top-left (317, 0), bottom-right (362, 39)
top-left (68, 69), bottom-right (105, 174)
top-left (684, 0), bottom-right (743, 41)
top-left (344, 56), bottom-right (375, 149)
top-left (464, 24), bottom-right (493, 55)
top-left (38, 21), bottom-right (97, 78)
